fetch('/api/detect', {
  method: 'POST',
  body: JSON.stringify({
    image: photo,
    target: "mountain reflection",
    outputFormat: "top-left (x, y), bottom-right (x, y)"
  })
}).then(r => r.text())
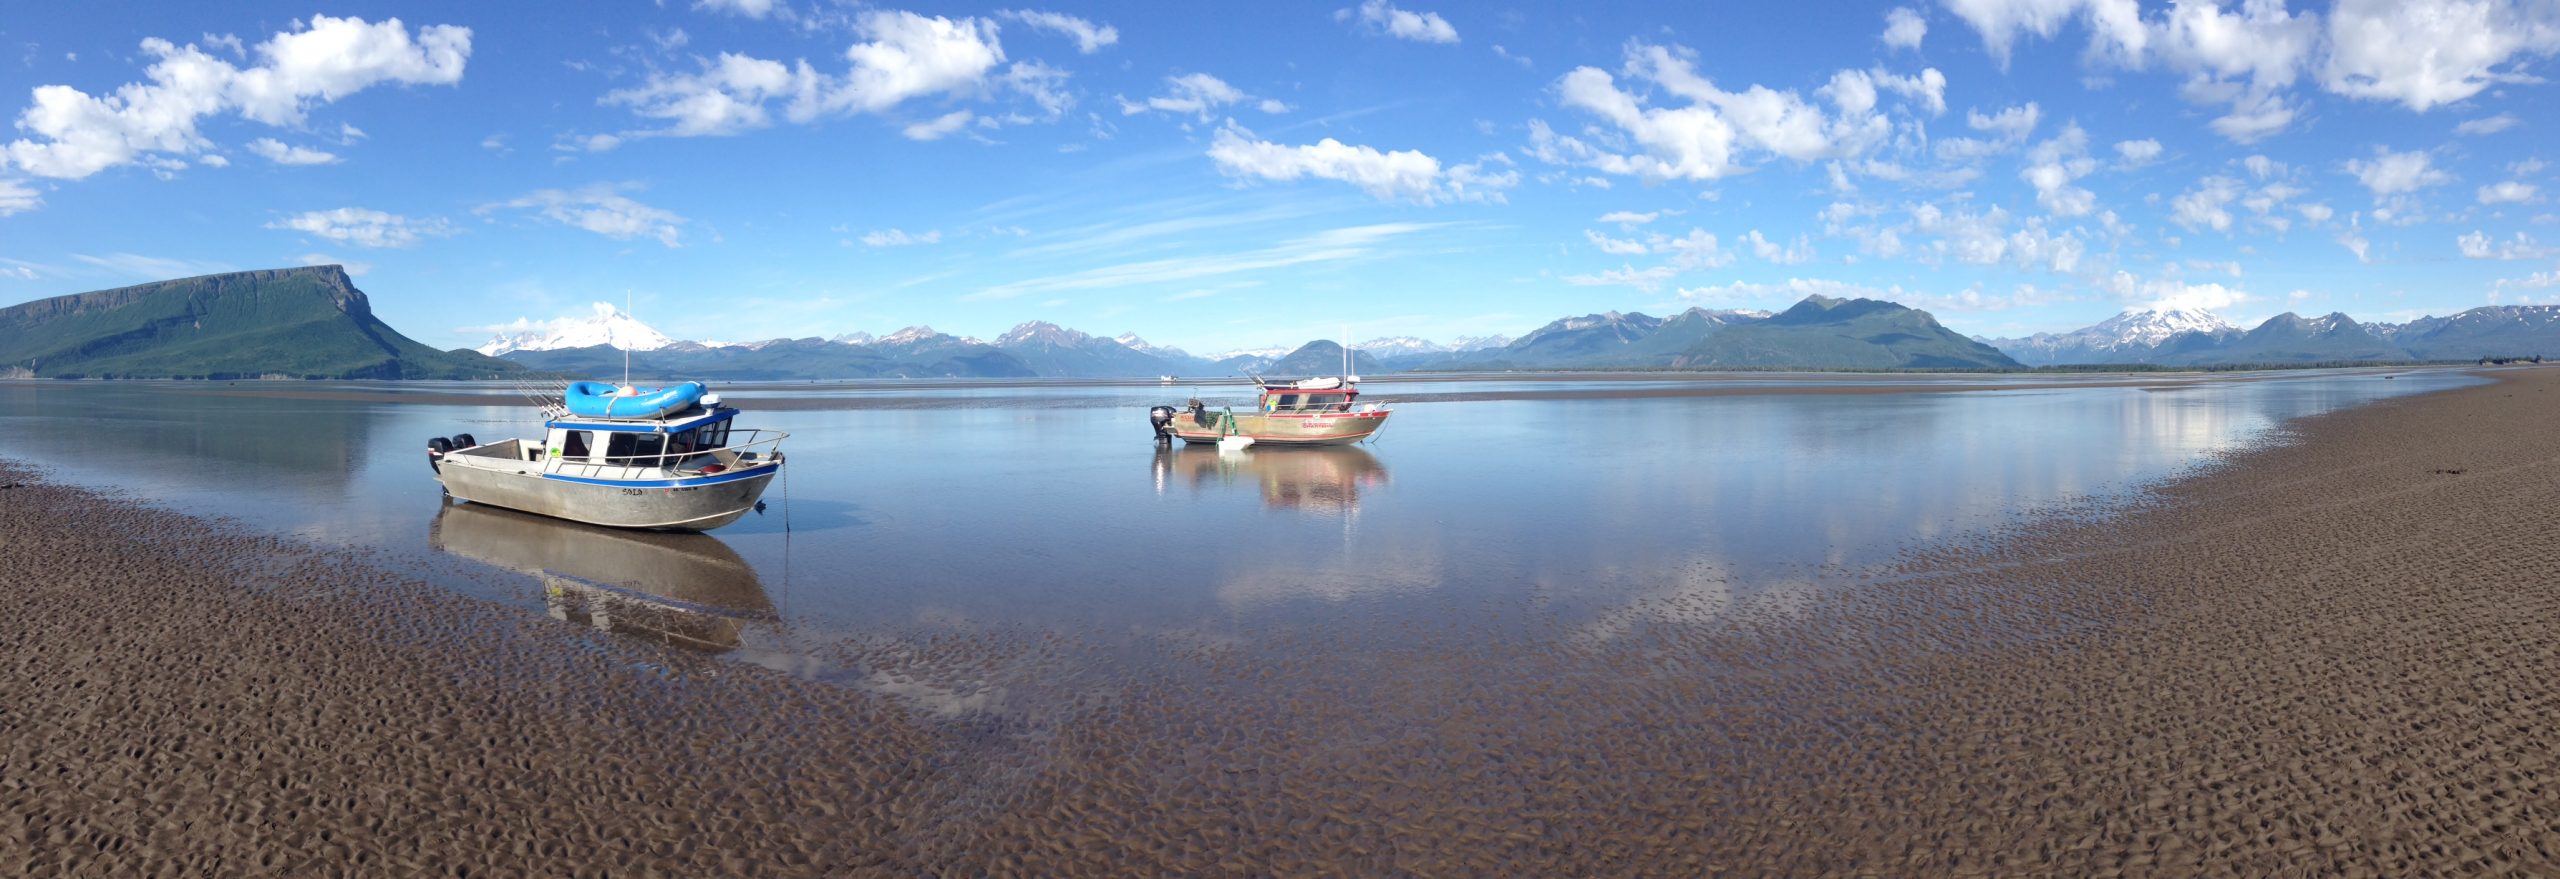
top-left (428, 500), bottom-right (775, 652)
top-left (1153, 445), bottom-right (1388, 514)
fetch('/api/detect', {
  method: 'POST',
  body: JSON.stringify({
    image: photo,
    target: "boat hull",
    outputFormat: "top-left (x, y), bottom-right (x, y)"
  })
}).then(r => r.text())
top-left (1166, 410), bottom-right (1389, 446)
top-left (438, 461), bottom-right (777, 531)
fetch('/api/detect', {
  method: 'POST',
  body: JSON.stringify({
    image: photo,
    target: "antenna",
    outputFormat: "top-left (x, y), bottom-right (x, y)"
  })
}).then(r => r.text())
top-left (622, 289), bottom-right (632, 390)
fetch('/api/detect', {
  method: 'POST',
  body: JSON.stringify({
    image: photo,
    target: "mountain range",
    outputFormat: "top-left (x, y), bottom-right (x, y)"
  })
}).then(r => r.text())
top-left (1982, 306), bottom-right (2560, 367)
top-left (14, 266), bottom-right (2560, 382)
top-left (0, 266), bottom-right (516, 379)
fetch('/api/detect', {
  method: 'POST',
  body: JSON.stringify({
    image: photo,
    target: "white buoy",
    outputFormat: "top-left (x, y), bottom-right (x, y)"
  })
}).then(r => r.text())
top-left (1218, 435), bottom-right (1255, 452)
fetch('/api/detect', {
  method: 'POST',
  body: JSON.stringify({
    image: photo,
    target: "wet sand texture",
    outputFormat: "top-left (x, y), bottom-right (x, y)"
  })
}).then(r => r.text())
top-left (7, 368), bottom-right (2560, 876)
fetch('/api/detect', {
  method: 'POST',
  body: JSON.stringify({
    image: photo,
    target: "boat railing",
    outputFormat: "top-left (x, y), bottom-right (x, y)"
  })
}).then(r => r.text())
top-left (553, 429), bottom-right (790, 482)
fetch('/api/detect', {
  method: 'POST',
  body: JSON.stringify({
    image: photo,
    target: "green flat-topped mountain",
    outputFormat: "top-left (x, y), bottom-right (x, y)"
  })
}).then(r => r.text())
top-left (0, 266), bottom-right (518, 379)
top-left (1678, 295), bottom-right (2021, 370)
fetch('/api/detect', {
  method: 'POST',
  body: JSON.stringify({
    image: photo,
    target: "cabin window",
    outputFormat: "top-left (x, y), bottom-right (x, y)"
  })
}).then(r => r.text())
top-left (604, 432), bottom-right (666, 466)
top-left (700, 422), bottom-right (732, 449)
top-left (1307, 393), bottom-right (1349, 412)
top-left (562, 430), bottom-right (593, 460)
top-left (1271, 393), bottom-right (1302, 411)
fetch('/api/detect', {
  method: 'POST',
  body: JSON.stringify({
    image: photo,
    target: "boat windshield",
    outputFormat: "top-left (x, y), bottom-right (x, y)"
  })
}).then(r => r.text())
top-left (1265, 391), bottom-right (1355, 413)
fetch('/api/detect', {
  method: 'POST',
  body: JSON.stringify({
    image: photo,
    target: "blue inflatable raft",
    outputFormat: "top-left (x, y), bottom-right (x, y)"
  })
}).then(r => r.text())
top-left (563, 380), bottom-right (707, 419)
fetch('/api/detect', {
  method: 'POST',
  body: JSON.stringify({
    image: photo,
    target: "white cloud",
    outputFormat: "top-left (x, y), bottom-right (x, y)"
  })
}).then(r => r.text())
top-left (902, 109), bottom-right (975, 140)
top-left (1539, 42), bottom-right (1939, 182)
top-left (999, 10), bottom-right (1118, 53)
top-left (2172, 175), bottom-right (2242, 231)
top-left (0, 178), bottom-right (40, 216)
top-left (2140, 279), bottom-right (2249, 312)
top-left (2298, 202), bottom-right (2334, 224)
top-left (2458, 229), bottom-right (2551, 259)
top-left (1339, 0), bottom-right (1459, 44)
top-left (1941, 0), bottom-right (2147, 68)
top-left (296, 253), bottom-right (370, 276)
top-left (2323, 0), bottom-right (2560, 112)
top-left (196, 154), bottom-right (229, 167)
top-left (860, 228), bottom-right (942, 246)
top-left (245, 137), bottom-right (339, 165)
top-left (2344, 147), bottom-right (2452, 198)
top-left (2480, 181), bottom-right (2539, 204)
top-left (1584, 229), bottom-right (1649, 255)
top-left (3, 16), bottom-right (469, 180)
top-left (1120, 73), bottom-right (1246, 119)
top-left (2457, 114), bottom-right (2522, 136)
top-left (1883, 7), bottom-right (1928, 50)
top-left (483, 184), bottom-right (686, 247)
top-left (2113, 138), bottom-right (2162, 165)
top-left (695, 0), bottom-right (777, 19)
top-left (1596, 210), bottom-right (1666, 226)
top-left (1208, 121), bottom-right (1510, 205)
top-left (1743, 229), bottom-right (1815, 264)
top-left (2020, 122), bottom-right (2098, 217)
top-left (2151, 0), bottom-right (2318, 142)
top-left (1492, 45), bottom-right (1533, 69)
top-left (268, 207), bottom-right (452, 248)
top-left (601, 11), bottom-right (1057, 141)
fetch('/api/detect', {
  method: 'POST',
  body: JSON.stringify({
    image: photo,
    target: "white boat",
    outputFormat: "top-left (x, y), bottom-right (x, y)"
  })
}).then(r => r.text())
top-left (427, 381), bottom-right (787, 531)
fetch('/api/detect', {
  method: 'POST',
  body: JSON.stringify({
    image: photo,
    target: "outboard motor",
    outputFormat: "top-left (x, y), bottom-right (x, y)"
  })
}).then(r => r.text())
top-left (427, 436), bottom-right (453, 473)
top-left (1148, 405), bottom-right (1178, 442)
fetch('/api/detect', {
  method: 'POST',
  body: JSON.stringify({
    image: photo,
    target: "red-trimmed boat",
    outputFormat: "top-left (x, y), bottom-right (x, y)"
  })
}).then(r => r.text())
top-left (1150, 376), bottom-right (1392, 447)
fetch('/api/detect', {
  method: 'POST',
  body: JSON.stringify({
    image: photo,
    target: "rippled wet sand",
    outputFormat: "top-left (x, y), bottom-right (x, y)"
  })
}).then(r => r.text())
top-left (8, 368), bottom-right (2560, 875)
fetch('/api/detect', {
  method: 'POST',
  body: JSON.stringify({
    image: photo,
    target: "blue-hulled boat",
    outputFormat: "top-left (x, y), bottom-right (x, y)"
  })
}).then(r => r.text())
top-left (426, 381), bottom-right (787, 531)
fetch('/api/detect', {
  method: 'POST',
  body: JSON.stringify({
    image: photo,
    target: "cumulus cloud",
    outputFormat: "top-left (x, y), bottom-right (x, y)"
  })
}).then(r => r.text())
top-left (2324, 0), bottom-right (2560, 112)
top-left (601, 11), bottom-right (1065, 141)
top-left (1536, 41), bottom-right (1942, 182)
top-left (483, 185), bottom-right (686, 247)
top-left (2171, 174), bottom-right (2243, 231)
top-left (2140, 278), bottom-right (2250, 312)
top-left (1584, 229), bottom-right (1649, 255)
top-left (1939, 0), bottom-right (2146, 69)
top-left (1596, 210), bottom-right (1667, 226)
top-left (2019, 122), bottom-right (2098, 217)
top-left (2480, 181), bottom-right (2539, 204)
top-left (1883, 7), bottom-right (1928, 50)
top-left (2344, 147), bottom-right (2452, 198)
top-left (1338, 0), bottom-right (1459, 44)
top-left (2458, 229), bottom-right (2551, 259)
top-left (1000, 9), bottom-right (1118, 53)
top-left (1207, 121), bottom-right (1513, 205)
top-left (3, 16), bottom-right (469, 180)
top-left (268, 207), bottom-right (452, 248)
top-left (2113, 138), bottom-right (2162, 165)
top-left (245, 138), bottom-right (338, 165)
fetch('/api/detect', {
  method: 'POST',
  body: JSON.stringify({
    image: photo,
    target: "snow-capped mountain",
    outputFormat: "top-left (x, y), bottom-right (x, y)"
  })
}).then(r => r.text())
top-left (879, 325), bottom-right (942, 346)
top-left (1212, 346), bottom-right (1294, 361)
top-left (1985, 308), bottom-right (2238, 366)
top-left (830, 331), bottom-right (875, 345)
top-left (995, 320), bottom-right (1093, 347)
top-left (1448, 334), bottom-right (1513, 351)
top-left (474, 302), bottom-right (676, 356)
top-left (1355, 336), bottom-right (1450, 357)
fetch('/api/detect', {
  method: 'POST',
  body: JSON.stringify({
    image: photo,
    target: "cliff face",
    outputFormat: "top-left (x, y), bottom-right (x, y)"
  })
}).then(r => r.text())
top-left (0, 266), bottom-right (517, 379)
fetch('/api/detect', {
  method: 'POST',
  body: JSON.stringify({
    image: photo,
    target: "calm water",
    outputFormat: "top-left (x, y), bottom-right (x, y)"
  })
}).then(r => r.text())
top-left (0, 371), bottom-right (2476, 692)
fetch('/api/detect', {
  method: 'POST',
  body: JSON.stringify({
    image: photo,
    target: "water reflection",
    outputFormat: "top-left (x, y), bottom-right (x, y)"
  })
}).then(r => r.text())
top-left (1152, 445), bottom-right (1388, 515)
top-left (428, 500), bottom-right (775, 652)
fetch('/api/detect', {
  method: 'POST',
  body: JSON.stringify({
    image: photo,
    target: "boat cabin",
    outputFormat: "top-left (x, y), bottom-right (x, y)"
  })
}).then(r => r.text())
top-left (1257, 377), bottom-right (1360, 414)
top-left (444, 401), bottom-right (759, 481)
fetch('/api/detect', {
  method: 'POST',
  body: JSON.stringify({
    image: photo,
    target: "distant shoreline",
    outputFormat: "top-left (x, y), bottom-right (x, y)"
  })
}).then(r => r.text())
top-left (0, 363), bottom-right (2489, 409)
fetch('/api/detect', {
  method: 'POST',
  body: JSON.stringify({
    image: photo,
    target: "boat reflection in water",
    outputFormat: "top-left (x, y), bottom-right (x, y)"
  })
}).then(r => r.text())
top-left (1152, 445), bottom-right (1389, 514)
top-left (429, 500), bottom-right (776, 652)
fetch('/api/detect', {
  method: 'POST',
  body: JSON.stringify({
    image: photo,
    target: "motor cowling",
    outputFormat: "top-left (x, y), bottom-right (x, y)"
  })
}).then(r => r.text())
top-left (1148, 405), bottom-right (1178, 439)
top-left (427, 436), bottom-right (453, 473)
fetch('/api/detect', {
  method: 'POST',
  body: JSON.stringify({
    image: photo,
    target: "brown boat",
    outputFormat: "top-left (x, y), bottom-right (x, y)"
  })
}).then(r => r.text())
top-left (1151, 376), bottom-right (1391, 447)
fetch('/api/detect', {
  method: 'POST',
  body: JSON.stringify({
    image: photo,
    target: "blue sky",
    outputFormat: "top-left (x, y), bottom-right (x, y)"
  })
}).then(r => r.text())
top-left (3, 0), bottom-right (2557, 353)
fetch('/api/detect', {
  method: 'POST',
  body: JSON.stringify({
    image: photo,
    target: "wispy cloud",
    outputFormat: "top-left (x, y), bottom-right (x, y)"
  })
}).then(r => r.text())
top-left (965, 222), bottom-right (1448, 300)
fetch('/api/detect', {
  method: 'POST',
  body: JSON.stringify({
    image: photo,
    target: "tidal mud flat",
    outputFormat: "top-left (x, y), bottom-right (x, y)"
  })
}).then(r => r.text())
top-left (6, 368), bottom-right (2560, 876)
